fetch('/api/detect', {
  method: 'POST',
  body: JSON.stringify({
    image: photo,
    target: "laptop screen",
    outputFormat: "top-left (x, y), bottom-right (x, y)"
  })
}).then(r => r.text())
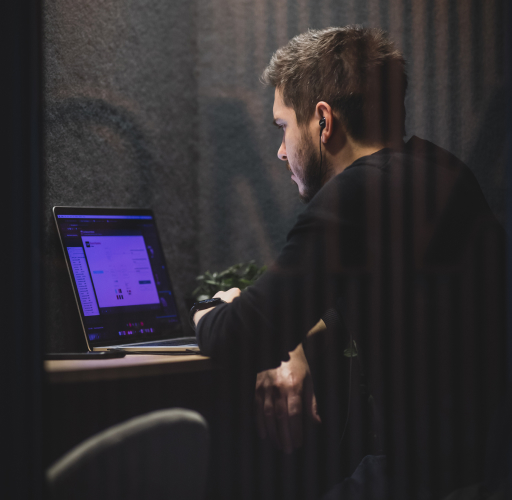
top-left (54, 207), bottom-right (182, 347)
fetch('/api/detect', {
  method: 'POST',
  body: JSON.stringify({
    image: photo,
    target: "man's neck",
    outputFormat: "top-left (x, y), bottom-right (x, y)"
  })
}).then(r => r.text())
top-left (330, 137), bottom-right (387, 178)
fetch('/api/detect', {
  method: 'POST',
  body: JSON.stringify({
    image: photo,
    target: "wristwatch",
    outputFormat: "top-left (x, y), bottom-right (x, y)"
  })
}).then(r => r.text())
top-left (189, 297), bottom-right (226, 331)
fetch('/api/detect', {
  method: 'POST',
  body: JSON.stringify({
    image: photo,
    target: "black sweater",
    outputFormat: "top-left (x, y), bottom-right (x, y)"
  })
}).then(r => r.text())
top-left (197, 136), bottom-right (506, 495)
top-left (197, 135), bottom-right (504, 372)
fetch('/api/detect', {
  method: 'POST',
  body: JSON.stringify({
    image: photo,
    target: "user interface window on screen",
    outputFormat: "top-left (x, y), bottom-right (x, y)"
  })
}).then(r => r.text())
top-left (57, 215), bottom-right (179, 342)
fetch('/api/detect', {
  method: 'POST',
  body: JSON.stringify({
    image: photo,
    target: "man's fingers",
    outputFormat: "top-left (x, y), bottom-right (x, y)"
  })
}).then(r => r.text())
top-left (304, 376), bottom-right (322, 423)
top-left (254, 389), bottom-right (267, 440)
top-left (310, 393), bottom-right (321, 423)
top-left (274, 390), bottom-right (293, 454)
top-left (263, 388), bottom-right (280, 449)
top-left (213, 288), bottom-right (241, 303)
top-left (254, 344), bottom-right (313, 453)
top-left (287, 393), bottom-right (303, 449)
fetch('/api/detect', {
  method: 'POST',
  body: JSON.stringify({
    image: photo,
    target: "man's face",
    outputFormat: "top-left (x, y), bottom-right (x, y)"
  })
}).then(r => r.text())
top-left (273, 89), bottom-right (331, 203)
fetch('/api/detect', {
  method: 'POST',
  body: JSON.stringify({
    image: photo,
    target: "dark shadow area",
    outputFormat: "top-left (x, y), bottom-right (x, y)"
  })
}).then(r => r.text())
top-left (466, 86), bottom-right (507, 225)
top-left (44, 97), bottom-right (160, 352)
top-left (202, 98), bottom-right (289, 268)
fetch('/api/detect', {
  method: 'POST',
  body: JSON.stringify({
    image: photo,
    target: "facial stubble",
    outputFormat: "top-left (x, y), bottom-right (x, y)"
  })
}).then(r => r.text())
top-left (293, 130), bottom-right (333, 204)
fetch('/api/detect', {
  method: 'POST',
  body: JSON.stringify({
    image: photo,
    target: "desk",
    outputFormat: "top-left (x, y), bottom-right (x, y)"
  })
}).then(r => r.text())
top-left (45, 354), bottom-right (214, 384)
top-left (44, 353), bottom-right (259, 500)
top-left (44, 354), bottom-right (220, 468)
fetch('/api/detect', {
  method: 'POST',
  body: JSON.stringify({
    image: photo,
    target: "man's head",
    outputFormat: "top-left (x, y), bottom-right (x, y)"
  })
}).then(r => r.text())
top-left (263, 26), bottom-right (407, 202)
top-left (262, 26), bottom-right (407, 144)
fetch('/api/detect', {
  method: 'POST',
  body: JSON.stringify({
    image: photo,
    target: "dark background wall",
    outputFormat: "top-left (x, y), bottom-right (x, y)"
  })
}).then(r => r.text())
top-left (44, 0), bottom-right (199, 351)
top-left (44, 0), bottom-right (505, 351)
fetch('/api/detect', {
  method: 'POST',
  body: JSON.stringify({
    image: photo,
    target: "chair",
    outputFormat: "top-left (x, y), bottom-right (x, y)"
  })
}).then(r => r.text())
top-left (47, 408), bottom-right (209, 500)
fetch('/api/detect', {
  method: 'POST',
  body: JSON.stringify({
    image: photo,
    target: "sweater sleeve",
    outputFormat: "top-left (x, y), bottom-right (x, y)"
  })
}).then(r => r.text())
top-left (196, 165), bottom-right (369, 372)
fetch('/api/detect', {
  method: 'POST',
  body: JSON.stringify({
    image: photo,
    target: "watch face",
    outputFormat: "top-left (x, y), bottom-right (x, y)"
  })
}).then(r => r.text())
top-left (195, 298), bottom-right (224, 310)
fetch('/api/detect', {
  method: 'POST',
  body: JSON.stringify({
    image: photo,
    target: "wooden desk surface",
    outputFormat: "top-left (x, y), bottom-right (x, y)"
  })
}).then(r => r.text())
top-left (45, 354), bottom-right (214, 384)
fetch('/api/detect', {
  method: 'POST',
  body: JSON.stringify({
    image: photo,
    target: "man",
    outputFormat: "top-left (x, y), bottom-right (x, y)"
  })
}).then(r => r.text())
top-left (193, 27), bottom-right (506, 499)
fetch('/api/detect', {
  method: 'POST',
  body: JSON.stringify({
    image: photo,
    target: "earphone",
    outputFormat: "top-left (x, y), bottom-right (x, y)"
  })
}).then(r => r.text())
top-left (319, 117), bottom-right (326, 169)
top-left (319, 117), bottom-right (326, 135)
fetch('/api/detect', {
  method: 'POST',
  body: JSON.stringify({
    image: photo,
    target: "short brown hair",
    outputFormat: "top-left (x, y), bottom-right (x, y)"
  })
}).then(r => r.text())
top-left (261, 26), bottom-right (407, 144)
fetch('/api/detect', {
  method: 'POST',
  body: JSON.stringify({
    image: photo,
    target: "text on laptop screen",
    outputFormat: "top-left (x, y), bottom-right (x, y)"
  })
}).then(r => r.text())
top-left (57, 213), bottom-right (180, 343)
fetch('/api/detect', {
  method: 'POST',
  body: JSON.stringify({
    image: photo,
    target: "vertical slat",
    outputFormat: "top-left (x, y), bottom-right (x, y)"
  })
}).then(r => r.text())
top-left (0, 0), bottom-right (43, 498)
top-left (505, 0), bottom-right (512, 496)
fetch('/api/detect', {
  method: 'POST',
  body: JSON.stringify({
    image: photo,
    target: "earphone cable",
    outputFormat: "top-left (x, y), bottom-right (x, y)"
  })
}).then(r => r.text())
top-left (319, 131), bottom-right (323, 170)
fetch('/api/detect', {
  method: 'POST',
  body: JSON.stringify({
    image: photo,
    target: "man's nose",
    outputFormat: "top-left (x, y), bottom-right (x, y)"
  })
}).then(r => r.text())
top-left (277, 142), bottom-right (287, 161)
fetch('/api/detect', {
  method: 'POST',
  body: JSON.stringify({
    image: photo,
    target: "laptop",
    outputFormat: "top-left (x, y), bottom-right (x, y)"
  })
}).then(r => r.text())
top-left (53, 206), bottom-right (199, 352)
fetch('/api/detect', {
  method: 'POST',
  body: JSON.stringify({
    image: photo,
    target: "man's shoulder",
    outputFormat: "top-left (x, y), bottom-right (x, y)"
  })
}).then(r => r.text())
top-left (400, 135), bottom-right (471, 178)
top-left (403, 136), bottom-right (493, 210)
top-left (404, 135), bottom-right (464, 167)
top-left (306, 136), bottom-right (492, 220)
top-left (355, 136), bottom-right (483, 198)
top-left (299, 135), bottom-right (492, 217)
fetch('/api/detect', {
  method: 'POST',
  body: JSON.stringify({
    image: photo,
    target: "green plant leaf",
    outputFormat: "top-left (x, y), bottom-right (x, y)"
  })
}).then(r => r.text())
top-left (343, 340), bottom-right (358, 358)
top-left (191, 260), bottom-right (267, 301)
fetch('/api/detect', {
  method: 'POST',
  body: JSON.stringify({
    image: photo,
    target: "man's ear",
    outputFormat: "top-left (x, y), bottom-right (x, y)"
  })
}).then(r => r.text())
top-left (315, 101), bottom-right (334, 143)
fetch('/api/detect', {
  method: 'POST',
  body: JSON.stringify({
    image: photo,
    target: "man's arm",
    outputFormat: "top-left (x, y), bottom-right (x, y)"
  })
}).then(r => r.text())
top-left (193, 288), bottom-right (241, 325)
top-left (195, 288), bottom-right (328, 453)
top-left (196, 167), bottom-right (367, 372)
top-left (254, 319), bottom-right (326, 453)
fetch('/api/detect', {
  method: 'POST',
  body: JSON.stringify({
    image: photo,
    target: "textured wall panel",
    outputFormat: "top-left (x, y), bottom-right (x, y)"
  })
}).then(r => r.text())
top-left (44, 0), bottom-right (198, 351)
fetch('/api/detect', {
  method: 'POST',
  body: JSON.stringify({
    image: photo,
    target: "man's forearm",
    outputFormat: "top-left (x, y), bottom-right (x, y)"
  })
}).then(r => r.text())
top-left (193, 307), bottom-right (215, 326)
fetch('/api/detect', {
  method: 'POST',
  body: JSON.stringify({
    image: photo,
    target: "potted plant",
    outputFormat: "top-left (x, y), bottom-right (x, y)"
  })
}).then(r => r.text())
top-left (189, 261), bottom-right (266, 304)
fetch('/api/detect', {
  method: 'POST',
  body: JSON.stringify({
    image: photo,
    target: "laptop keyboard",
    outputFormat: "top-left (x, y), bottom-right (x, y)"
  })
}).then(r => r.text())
top-left (132, 337), bottom-right (198, 347)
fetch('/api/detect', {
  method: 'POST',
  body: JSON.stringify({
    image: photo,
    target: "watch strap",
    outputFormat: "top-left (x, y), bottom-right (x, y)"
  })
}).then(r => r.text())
top-left (189, 297), bottom-right (227, 331)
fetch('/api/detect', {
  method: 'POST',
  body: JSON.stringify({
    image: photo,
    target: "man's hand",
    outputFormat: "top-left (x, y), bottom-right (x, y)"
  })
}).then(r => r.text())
top-left (212, 288), bottom-right (242, 303)
top-left (255, 342), bottom-right (321, 453)
top-left (193, 287), bottom-right (241, 326)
